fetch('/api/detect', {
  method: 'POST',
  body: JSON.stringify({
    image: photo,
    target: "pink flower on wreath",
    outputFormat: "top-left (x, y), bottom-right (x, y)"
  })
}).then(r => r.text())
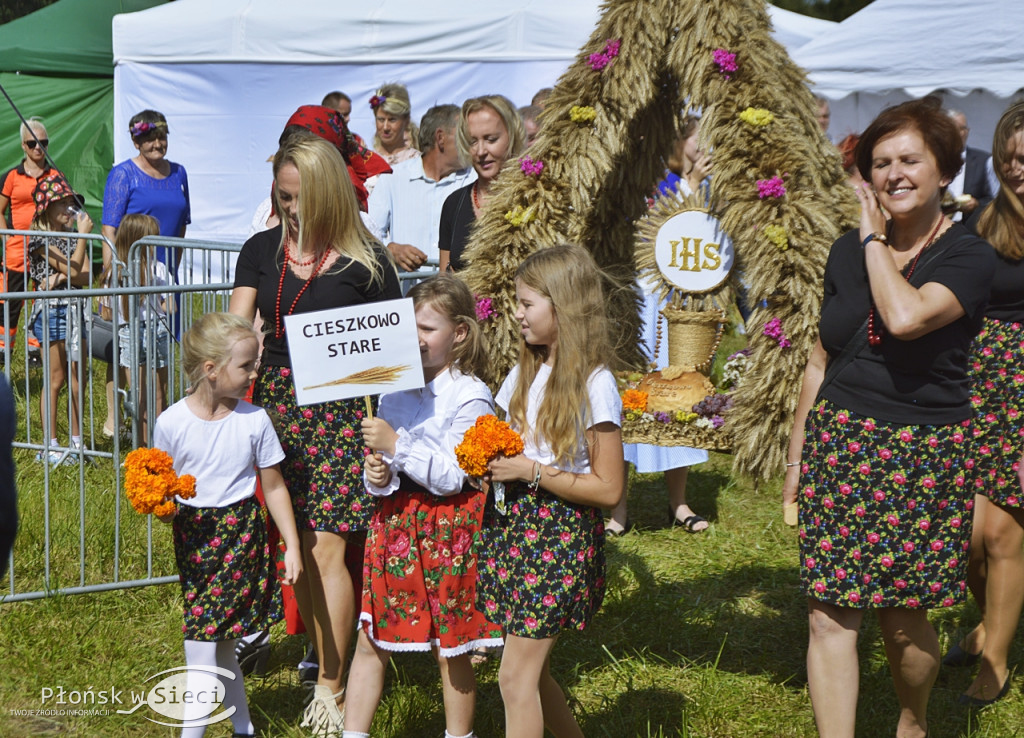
top-left (712, 48), bottom-right (738, 78)
top-left (588, 39), bottom-right (621, 71)
top-left (519, 156), bottom-right (544, 176)
top-left (474, 295), bottom-right (494, 321)
top-left (762, 316), bottom-right (791, 348)
top-left (757, 176), bottom-right (787, 199)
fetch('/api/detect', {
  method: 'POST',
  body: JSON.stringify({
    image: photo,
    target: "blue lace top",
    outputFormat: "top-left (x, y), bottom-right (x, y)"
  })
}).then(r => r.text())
top-left (102, 159), bottom-right (191, 238)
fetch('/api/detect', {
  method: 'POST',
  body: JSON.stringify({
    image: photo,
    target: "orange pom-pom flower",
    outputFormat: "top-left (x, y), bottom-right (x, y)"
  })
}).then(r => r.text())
top-left (621, 389), bottom-right (649, 413)
top-left (123, 447), bottom-right (197, 516)
top-left (455, 415), bottom-right (525, 478)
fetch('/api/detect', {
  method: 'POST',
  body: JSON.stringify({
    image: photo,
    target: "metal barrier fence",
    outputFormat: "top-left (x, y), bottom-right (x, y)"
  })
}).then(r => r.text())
top-left (1, 228), bottom-right (436, 602)
top-left (0, 229), bottom-right (238, 602)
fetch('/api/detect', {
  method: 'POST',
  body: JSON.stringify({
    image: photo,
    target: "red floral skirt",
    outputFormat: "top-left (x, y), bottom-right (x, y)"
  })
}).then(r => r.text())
top-left (359, 486), bottom-right (504, 656)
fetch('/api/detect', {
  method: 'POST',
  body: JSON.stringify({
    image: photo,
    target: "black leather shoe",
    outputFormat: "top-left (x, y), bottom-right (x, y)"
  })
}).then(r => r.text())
top-left (957, 675), bottom-right (1011, 707)
top-left (942, 642), bottom-right (982, 668)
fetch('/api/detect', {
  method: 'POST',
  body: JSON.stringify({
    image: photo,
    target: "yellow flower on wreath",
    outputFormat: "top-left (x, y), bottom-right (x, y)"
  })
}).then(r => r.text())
top-left (569, 105), bottom-right (597, 123)
top-left (764, 224), bottom-right (789, 251)
top-left (738, 107), bottom-right (774, 126)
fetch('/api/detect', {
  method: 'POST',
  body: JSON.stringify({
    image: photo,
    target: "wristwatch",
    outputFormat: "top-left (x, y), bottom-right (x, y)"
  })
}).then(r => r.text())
top-left (861, 232), bottom-right (888, 248)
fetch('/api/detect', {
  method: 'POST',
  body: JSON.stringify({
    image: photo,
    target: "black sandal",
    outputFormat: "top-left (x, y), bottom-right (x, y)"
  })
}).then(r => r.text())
top-left (672, 513), bottom-right (708, 533)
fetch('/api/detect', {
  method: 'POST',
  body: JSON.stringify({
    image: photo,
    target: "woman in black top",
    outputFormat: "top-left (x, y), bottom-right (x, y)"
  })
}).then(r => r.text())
top-left (942, 101), bottom-right (1024, 706)
top-left (782, 98), bottom-right (996, 738)
top-left (437, 95), bottom-right (525, 273)
top-left (230, 136), bottom-right (400, 733)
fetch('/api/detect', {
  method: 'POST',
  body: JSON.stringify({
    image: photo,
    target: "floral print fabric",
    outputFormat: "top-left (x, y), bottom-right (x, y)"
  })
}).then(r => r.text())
top-left (476, 483), bottom-right (606, 638)
top-left (968, 318), bottom-right (1024, 508)
top-left (173, 495), bottom-right (281, 640)
top-left (253, 366), bottom-right (376, 533)
top-left (360, 487), bottom-right (503, 655)
top-left (798, 399), bottom-right (976, 609)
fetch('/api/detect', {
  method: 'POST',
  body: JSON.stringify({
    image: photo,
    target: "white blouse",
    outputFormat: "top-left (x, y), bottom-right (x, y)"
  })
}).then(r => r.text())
top-left (365, 367), bottom-right (494, 497)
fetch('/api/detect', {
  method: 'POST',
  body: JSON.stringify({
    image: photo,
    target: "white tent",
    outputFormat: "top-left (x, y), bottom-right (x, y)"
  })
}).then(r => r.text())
top-left (112, 0), bottom-right (834, 243)
top-left (793, 0), bottom-right (1024, 149)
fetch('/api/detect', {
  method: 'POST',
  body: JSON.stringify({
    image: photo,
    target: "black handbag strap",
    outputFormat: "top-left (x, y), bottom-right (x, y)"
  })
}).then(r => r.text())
top-left (818, 316), bottom-right (868, 397)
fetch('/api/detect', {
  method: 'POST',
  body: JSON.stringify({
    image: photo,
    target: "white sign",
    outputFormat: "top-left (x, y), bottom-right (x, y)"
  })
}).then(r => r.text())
top-left (655, 210), bottom-right (734, 293)
top-left (284, 298), bottom-right (424, 406)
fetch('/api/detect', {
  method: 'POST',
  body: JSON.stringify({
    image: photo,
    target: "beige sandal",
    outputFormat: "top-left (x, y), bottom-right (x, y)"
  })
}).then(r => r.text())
top-left (300, 684), bottom-right (345, 736)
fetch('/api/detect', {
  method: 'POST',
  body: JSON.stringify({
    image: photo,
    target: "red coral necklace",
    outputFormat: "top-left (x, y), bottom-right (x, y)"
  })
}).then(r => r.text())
top-left (275, 237), bottom-right (331, 339)
top-left (866, 216), bottom-right (945, 347)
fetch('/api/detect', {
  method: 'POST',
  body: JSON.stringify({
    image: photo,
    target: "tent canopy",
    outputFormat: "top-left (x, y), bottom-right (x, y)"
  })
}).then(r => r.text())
top-left (793, 0), bottom-right (1024, 148)
top-left (0, 0), bottom-right (163, 76)
top-left (793, 0), bottom-right (1024, 98)
top-left (113, 1), bottom-right (831, 64)
top-left (112, 0), bottom-right (833, 244)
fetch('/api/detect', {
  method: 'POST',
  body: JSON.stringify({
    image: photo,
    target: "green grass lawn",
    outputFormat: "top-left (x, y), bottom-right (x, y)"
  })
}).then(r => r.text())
top-left (1, 322), bottom-right (1022, 736)
top-left (2, 456), bottom-right (1022, 737)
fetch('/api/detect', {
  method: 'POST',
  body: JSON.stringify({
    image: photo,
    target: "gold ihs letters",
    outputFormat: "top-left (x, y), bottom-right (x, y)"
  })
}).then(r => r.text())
top-left (668, 238), bottom-right (721, 272)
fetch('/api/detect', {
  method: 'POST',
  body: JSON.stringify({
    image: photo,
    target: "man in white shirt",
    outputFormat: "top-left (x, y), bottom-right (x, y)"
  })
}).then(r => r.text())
top-left (367, 105), bottom-right (476, 272)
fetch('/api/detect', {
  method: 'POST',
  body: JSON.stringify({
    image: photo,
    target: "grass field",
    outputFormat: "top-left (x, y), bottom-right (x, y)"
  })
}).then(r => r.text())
top-left (2, 455), bottom-right (1023, 737)
top-left (1, 325), bottom-right (1022, 737)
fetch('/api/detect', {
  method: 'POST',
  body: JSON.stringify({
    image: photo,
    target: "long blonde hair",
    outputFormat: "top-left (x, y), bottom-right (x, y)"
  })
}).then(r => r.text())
top-left (507, 244), bottom-right (615, 465)
top-left (109, 213), bottom-right (160, 317)
top-left (408, 275), bottom-right (491, 385)
top-left (977, 101), bottom-right (1024, 260)
top-left (272, 135), bottom-right (391, 285)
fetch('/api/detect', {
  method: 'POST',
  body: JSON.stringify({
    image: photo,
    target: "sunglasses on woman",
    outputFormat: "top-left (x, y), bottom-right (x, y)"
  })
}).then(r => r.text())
top-left (23, 139), bottom-right (49, 149)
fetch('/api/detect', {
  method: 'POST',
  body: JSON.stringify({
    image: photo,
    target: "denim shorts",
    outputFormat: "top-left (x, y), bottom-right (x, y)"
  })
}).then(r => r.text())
top-left (31, 303), bottom-right (68, 343)
top-left (117, 321), bottom-right (171, 369)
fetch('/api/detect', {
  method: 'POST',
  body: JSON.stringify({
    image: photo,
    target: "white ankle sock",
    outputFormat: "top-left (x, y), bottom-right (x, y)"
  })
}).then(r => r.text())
top-left (445, 731), bottom-right (474, 738)
top-left (342, 732), bottom-right (370, 738)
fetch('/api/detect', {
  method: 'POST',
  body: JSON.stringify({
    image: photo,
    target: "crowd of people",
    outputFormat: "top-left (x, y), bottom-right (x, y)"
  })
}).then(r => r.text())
top-left (2, 81), bottom-right (1023, 738)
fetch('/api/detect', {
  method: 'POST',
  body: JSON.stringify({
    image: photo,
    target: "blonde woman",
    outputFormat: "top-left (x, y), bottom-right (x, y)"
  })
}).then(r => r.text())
top-left (229, 135), bottom-right (401, 733)
top-left (370, 82), bottom-right (420, 166)
top-left (437, 94), bottom-right (525, 273)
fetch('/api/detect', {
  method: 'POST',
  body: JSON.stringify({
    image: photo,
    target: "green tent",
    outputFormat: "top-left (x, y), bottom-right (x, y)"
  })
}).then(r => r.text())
top-left (0, 0), bottom-right (166, 240)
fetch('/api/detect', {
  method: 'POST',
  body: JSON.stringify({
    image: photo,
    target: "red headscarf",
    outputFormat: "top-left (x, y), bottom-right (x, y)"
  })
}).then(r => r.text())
top-left (283, 105), bottom-right (392, 210)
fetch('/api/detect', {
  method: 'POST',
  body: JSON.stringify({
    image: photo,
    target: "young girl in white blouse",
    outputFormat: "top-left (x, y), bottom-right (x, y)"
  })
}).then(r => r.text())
top-left (343, 275), bottom-right (502, 738)
top-left (479, 244), bottom-right (624, 738)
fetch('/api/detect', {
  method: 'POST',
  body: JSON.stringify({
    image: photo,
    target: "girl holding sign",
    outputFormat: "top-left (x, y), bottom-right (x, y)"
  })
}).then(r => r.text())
top-left (479, 244), bottom-right (624, 738)
top-left (343, 275), bottom-right (503, 738)
top-left (230, 135), bottom-right (401, 733)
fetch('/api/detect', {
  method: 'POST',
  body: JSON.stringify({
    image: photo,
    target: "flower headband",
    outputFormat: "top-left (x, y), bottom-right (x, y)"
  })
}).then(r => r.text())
top-left (369, 94), bottom-right (387, 109)
top-left (130, 120), bottom-right (168, 139)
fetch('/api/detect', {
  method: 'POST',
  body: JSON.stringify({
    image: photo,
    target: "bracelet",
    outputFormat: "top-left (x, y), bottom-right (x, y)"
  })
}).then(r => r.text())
top-left (785, 461), bottom-right (801, 468)
top-left (529, 461), bottom-right (543, 490)
top-left (860, 232), bottom-right (888, 248)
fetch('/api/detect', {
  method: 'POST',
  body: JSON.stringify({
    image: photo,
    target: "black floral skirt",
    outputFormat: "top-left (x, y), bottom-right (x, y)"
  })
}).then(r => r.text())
top-left (173, 495), bottom-right (281, 641)
top-left (798, 399), bottom-right (977, 609)
top-left (967, 318), bottom-right (1024, 508)
top-left (476, 482), bottom-right (606, 638)
top-left (253, 365), bottom-right (377, 533)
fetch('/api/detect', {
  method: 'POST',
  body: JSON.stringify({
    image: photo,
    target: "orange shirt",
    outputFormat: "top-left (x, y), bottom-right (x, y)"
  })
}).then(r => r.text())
top-left (1, 162), bottom-right (51, 272)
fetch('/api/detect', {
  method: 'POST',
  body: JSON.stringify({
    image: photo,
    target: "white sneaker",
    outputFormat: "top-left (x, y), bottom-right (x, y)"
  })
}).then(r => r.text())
top-left (35, 448), bottom-right (69, 466)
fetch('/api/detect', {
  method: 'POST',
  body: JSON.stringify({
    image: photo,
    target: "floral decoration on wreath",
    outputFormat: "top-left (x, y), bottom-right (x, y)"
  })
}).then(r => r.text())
top-left (474, 295), bottom-right (495, 321)
top-left (369, 94), bottom-right (387, 109)
top-left (520, 156), bottom-right (544, 176)
top-left (124, 447), bottom-right (197, 517)
top-left (757, 175), bottom-right (786, 199)
top-left (130, 120), bottom-right (167, 139)
top-left (712, 48), bottom-right (738, 79)
top-left (588, 39), bottom-right (621, 71)
top-left (569, 105), bottom-right (597, 123)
